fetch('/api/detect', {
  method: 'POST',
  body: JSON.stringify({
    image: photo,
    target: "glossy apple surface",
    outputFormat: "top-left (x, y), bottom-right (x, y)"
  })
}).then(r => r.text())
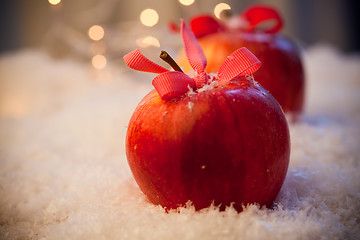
top-left (126, 77), bottom-right (290, 212)
top-left (178, 32), bottom-right (305, 115)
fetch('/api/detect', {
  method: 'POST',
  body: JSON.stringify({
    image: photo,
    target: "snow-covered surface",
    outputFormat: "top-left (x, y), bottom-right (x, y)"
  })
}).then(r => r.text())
top-left (0, 45), bottom-right (359, 239)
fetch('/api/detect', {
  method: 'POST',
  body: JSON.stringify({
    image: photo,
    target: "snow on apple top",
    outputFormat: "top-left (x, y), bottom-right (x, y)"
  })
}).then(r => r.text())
top-left (123, 20), bottom-right (261, 100)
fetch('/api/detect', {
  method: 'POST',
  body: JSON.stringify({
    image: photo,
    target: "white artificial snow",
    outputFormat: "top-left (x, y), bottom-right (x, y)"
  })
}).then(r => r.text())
top-left (196, 80), bottom-right (219, 93)
top-left (0, 45), bottom-right (359, 240)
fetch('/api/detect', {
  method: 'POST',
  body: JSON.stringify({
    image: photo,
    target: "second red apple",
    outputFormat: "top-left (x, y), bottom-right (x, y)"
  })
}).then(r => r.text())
top-left (177, 5), bottom-right (305, 115)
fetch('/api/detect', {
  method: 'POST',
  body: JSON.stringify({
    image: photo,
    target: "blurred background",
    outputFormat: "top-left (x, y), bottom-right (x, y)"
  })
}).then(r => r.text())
top-left (0, 0), bottom-right (359, 61)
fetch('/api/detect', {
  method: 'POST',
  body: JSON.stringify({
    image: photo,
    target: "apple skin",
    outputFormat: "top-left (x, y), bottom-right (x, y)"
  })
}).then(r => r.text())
top-left (178, 32), bottom-right (305, 114)
top-left (126, 77), bottom-right (290, 212)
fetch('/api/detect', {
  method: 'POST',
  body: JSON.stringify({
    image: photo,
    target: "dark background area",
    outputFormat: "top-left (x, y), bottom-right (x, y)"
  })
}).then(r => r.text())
top-left (0, 0), bottom-right (359, 54)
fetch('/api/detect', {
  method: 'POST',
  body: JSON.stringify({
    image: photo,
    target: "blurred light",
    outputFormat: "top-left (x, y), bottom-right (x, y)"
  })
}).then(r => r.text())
top-left (140, 9), bottom-right (159, 27)
top-left (88, 25), bottom-right (104, 41)
top-left (48, 0), bottom-right (61, 5)
top-left (92, 55), bottom-right (107, 69)
top-left (0, 96), bottom-right (29, 118)
top-left (214, 3), bottom-right (231, 19)
top-left (136, 36), bottom-right (160, 48)
top-left (179, 0), bottom-right (195, 6)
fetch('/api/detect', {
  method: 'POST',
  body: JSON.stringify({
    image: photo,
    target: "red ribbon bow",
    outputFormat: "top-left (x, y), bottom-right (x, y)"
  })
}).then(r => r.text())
top-left (124, 20), bottom-right (261, 100)
top-left (169, 5), bottom-right (283, 38)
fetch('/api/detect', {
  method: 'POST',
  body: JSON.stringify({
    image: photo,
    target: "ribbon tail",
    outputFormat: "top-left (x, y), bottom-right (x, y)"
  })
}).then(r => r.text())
top-left (180, 19), bottom-right (208, 88)
top-left (123, 49), bottom-right (169, 74)
top-left (217, 47), bottom-right (261, 84)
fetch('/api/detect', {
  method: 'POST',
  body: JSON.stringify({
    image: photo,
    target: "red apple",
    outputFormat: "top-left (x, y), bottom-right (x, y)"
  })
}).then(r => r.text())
top-left (176, 5), bottom-right (305, 116)
top-left (126, 79), bottom-right (290, 211)
top-left (124, 20), bottom-right (290, 212)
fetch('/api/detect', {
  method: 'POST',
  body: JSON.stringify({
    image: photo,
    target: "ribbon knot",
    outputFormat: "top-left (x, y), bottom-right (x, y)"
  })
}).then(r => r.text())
top-left (123, 20), bottom-right (261, 100)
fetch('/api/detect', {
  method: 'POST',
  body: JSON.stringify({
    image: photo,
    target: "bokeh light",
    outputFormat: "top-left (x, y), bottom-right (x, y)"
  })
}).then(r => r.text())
top-left (88, 25), bottom-right (105, 41)
top-left (140, 9), bottom-right (159, 27)
top-left (48, 0), bottom-right (61, 5)
top-left (179, 0), bottom-right (195, 6)
top-left (92, 54), bottom-right (107, 69)
top-left (136, 36), bottom-right (160, 48)
top-left (214, 3), bottom-right (231, 19)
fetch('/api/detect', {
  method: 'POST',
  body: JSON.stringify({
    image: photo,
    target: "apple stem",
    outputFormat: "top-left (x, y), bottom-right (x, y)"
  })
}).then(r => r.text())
top-left (160, 51), bottom-right (183, 73)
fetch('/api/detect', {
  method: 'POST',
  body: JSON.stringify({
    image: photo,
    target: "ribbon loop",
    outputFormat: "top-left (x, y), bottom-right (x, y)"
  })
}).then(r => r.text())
top-left (217, 47), bottom-right (261, 84)
top-left (123, 49), bottom-right (169, 74)
top-left (241, 5), bottom-right (283, 34)
top-left (152, 71), bottom-right (196, 100)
